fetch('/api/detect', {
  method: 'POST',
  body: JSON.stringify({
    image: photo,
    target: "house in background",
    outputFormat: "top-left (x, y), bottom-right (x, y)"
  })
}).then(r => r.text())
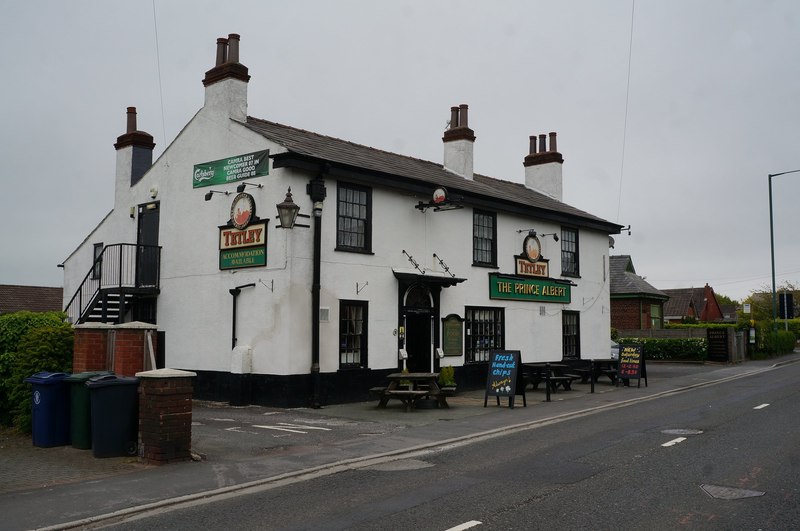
top-left (609, 255), bottom-right (668, 330)
top-left (0, 285), bottom-right (63, 315)
top-left (662, 284), bottom-right (724, 324)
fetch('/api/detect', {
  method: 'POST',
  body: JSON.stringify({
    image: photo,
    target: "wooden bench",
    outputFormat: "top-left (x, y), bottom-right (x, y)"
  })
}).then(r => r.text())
top-left (383, 389), bottom-right (430, 411)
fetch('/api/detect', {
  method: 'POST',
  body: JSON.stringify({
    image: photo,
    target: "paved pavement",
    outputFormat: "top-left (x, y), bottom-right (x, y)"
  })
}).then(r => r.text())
top-left (2, 353), bottom-right (799, 530)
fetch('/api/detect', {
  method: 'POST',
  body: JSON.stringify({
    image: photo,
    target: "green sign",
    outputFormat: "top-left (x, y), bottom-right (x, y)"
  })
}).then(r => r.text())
top-left (441, 314), bottom-right (464, 357)
top-left (193, 150), bottom-right (269, 188)
top-left (220, 247), bottom-right (266, 270)
top-left (489, 273), bottom-right (571, 303)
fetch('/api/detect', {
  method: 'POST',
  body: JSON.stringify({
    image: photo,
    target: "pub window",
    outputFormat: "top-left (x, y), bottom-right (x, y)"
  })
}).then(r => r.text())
top-left (562, 311), bottom-right (580, 359)
top-left (336, 182), bottom-right (372, 252)
top-left (339, 300), bottom-right (368, 368)
top-left (465, 306), bottom-right (504, 363)
top-left (92, 243), bottom-right (103, 280)
top-left (473, 210), bottom-right (497, 267)
top-left (561, 227), bottom-right (579, 276)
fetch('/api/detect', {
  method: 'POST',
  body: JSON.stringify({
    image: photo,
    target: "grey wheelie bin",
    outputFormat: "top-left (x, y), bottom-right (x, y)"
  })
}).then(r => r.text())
top-left (86, 375), bottom-right (139, 458)
top-left (24, 371), bottom-right (71, 447)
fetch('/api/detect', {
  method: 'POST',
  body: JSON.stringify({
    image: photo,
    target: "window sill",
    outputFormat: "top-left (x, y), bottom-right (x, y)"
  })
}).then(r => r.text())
top-left (471, 263), bottom-right (498, 269)
top-left (335, 247), bottom-right (375, 255)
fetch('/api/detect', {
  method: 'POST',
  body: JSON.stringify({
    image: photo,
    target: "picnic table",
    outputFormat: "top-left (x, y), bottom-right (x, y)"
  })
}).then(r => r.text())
top-left (523, 362), bottom-right (582, 393)
top-left (371, 372), bottom-right (455, 412)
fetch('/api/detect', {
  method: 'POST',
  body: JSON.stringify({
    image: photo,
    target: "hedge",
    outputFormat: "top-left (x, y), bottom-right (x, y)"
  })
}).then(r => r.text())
top-left (0, 312), bottom-right (72, 430)
top-left (617, 337), bottom-right (707, 362)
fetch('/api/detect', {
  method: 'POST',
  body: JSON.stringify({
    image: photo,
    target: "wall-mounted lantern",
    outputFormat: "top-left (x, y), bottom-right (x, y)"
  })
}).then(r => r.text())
top-left (276, 187), bottom-right (301, 229)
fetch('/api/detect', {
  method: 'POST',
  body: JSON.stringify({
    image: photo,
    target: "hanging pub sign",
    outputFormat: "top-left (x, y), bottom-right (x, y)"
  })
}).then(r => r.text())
top-left (489, 273), bottom-right (571, 303)
top-left (219, 193), bottom-right (267, 270)
top-left (193, 149), bottom-right (269, 188)
top-left (515, 257), bottom-right (549, 278)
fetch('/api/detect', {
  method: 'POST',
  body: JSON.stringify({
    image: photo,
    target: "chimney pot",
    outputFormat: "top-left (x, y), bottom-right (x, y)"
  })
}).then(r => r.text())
top-left (215, 38), bottom-right (228, 66)
top-left (538, 134), bottom-right (547, 153)
top-left (227, 33), bottom-right (240, 63)
top-left (549, 132), bottom-right (557, 153)
top-left (450, 107), bottom-right (459, 128)
top-left (459, 104), bottom-right (469, 128)
top-left (126, 107), bottom-right (137, 133)
top-left (529, 135), bottom-right (537, 155)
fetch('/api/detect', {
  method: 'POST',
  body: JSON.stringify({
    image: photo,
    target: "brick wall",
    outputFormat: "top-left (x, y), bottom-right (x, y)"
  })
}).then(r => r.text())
top-left (137, 369), bottom-right (196, 464)
top-left (73, 326), bottom-right (110, 373)
top-left (611, 299), bottom-right (646, 330)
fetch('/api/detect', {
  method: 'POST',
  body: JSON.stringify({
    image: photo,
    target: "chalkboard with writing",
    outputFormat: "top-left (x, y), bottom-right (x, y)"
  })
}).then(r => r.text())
top-left (484, 350), bottom-right (525, 408)
top-left (618, 344), bottom-right (646, 387)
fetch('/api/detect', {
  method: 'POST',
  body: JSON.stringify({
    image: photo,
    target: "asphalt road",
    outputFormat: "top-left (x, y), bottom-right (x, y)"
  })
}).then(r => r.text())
top-left (104, 362), bottom-right (800, 530)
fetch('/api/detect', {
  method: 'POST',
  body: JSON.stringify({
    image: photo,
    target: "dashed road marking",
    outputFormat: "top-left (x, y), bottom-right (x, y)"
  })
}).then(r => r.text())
top-left (662, 437), bottom-right (687, 447)
top-left (252, 423), bottom-right (333, 434)
top-left (446, 521), bottom-right (482, 530)
top-left (753, 403), bottom-right (770, 410)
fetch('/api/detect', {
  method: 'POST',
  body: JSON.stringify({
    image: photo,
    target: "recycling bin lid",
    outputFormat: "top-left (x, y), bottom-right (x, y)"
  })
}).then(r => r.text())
top-left (24, 372), bottom-right (70, 384)
top-left (65, 371), bottom-right (114, 383)
top-left (85, 374), bottom-right (139, 388)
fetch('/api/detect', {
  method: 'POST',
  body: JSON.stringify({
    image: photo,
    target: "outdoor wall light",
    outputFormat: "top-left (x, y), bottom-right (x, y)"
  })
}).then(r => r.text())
top-left (204, 190), bottom-right (230, 201)
top-left (276, 187), bottom-right (301, 229)
top-left (237, 182), bottom-right (264, 193)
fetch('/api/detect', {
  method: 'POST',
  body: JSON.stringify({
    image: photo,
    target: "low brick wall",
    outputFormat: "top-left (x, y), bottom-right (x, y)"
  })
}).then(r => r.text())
top-left (136, 369), bottom-right (196, 465)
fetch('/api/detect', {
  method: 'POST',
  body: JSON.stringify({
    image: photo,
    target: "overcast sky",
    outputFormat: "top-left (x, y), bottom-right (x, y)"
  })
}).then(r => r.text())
top-left (1, 1), bottom-right (798, 302)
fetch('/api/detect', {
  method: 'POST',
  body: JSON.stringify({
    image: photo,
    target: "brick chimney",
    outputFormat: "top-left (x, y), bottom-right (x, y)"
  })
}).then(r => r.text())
top-left (114, 107), bottom-right (155, 190)
top-left (523, 131), bottom-right (564, 201)
top-left (442, 104), bottom-right (475, 180)
top-left (202, 33), bottom-right (250, 122)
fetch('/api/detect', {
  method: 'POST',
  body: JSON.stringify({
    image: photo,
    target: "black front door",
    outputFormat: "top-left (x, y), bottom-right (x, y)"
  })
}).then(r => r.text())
top-left (137, 202), bottom-right (160, 287)
top-left (405, 311), bottom-right (431, 373)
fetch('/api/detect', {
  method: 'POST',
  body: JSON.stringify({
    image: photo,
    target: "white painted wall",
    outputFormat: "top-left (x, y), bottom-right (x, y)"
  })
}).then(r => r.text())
top-left (62, 73), bottom-right (614, 382)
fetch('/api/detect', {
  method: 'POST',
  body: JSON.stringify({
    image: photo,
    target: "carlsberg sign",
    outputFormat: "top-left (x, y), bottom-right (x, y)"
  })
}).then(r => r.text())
top-left (193, 150), bottom-right (269, 188)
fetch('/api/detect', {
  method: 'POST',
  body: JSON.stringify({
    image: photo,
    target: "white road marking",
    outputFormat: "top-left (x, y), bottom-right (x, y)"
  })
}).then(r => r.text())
top-left (211, 418), bottom-right (236, 422)
top-left (754, 403), bottom-right (770, 410)
top-left (252, 425), bottom-right (308, 434)
top-left (251, 423), bottom-right (333, 434)
top-left (276, 423), bottom-right (332, 431)
top-left (662, 437), bottom-right (687, 447)
top-left (446, 521), bottom-right (482, 531)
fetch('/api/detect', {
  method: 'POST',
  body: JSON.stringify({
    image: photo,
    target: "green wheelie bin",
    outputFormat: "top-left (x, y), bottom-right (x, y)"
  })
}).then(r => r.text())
top-left (64, 371), bottom-right (113, 449)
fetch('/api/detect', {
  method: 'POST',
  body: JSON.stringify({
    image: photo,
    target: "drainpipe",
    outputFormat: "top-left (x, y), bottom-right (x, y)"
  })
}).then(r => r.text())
top-left (308, 171), bottom-right (327, 408)
top-left (230, 283), bottom-right (255, 349)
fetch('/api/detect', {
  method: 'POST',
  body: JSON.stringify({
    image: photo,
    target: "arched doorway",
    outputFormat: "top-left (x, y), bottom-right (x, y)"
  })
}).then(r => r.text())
top-left (402, 284), bottom-right (434, 373)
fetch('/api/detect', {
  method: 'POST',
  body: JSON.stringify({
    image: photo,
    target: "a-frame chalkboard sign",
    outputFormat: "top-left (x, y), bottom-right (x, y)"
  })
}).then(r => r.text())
top-left (617, 344), bottom-right (647, 388)
top-left (484, 350), bottom-right (526, 409)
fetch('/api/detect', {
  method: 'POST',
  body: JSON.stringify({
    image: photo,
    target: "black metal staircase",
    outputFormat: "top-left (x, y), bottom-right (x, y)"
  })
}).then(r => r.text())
top-left (65, 243), bottom-right (161, 324)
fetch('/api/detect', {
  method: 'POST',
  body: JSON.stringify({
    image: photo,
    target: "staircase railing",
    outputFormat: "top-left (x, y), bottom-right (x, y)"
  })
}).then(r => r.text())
top-left (64, 243), bottom-right (161, 323)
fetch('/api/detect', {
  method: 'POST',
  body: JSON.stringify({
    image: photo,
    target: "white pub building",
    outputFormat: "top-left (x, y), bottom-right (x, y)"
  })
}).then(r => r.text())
top-left (62, 34), bottom-right (622, 407)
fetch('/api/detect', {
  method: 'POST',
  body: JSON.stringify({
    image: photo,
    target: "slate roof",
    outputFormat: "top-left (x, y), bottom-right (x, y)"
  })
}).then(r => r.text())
top-left (609, 255), bottom-right (668, 299)
top-left (0, 285), bottom-right (63, 315)
top-left (245, 117), bottom-right (622, 234)
top-left (662, 287), bottom-right (706, 318)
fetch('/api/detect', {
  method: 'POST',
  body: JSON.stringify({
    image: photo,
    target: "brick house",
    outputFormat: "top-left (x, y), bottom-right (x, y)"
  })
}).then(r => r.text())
top-left (610, 255), bottom-right (668, 330)
top-left (662, 284), bottom-right (725, 323)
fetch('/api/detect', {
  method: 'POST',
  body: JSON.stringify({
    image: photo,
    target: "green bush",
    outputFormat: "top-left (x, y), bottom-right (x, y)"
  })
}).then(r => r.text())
top-left (753, 322), bottom-right (796, 356)
top-left (618, 337), bottom-right (707, 362)
top-left (0, 312), bottom-right (71, 428)
top-left (8, 325), bottom-right (74, 432)
top-left (438, 366), bottom-right (456, 387)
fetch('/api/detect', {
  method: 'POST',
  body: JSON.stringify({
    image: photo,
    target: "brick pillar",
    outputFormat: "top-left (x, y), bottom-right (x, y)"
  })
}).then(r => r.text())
top-left (136, 368), bottom-right (196, 465)
top-left (72, 324), bottom-right (112, 373)
top-left (112, 322), bottom-right (158, 376)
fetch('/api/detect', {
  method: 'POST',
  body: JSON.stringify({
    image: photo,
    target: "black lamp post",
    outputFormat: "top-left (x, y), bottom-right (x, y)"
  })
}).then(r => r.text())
top-left (769, 169), bottom-right (800, 353)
